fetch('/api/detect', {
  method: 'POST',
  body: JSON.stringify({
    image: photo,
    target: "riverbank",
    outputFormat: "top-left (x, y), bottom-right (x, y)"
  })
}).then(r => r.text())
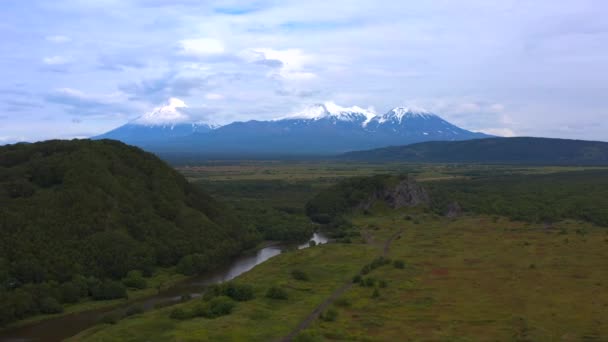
top-left (0, 232), bottom-right (329, 341)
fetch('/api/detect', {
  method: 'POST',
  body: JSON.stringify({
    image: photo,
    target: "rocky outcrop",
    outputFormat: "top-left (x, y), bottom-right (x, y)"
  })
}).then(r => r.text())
top-left (359, 177), bottom-right (430, 210)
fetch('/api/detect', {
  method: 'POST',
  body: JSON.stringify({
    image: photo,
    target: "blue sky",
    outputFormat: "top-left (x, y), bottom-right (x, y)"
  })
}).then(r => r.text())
top-left (1, 0), bottom-right (607, 143)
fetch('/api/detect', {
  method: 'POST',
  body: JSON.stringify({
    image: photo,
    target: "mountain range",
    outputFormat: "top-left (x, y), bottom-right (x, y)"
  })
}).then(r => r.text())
top-left (95, 99), bottom-right (490, 157)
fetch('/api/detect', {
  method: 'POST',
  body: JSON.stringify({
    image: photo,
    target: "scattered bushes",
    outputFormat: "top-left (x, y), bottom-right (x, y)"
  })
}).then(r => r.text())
top-left (170, 296), bottom-right (236, 320)
top-left (266, 286), bottom-right (288, 300)
top-left (90, 280), bottom-right (127, 301)
top-left (204, 282), bottom-right (255, 302)
top-left (393, 260), bottom-right (405, 269)
top-left (291, 269), bottom-right (309, 281)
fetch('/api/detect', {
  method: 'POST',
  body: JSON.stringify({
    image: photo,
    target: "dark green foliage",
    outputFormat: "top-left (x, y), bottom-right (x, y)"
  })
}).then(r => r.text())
top-left (379, 280), bottom-right (388, 288)
top-left (372, 288), bottom-right (380, 298)
top-left (265, 286), bottom-right (288, 300)
top-left (306, 175), bottom-right (411, 223)
top-left (308, 240), bottom-right (317, 247)
top-left (202, 296), bottom-right (236, 318)
top-left (0, 139), bottom-right (254, 325)
top-left (320, 307), bottom-right (338, 322)
top-left (340, 137), bottom-right (608, 165)
top-left (204, 282), bottom-right (255, 302)
top-left (170, 296), bottom-right (236, 320)
top-left (39, 297), bottom-right (63, 314)
top-left (90, 280), bottom-right (127, 301)
top-left (291, 269), bottom-right (309, 281)
top-left (428, 170), bottom-right (608, 226)
top-left (122, 271), bottom-right (147, 290)
top-left (393, 260), bottom-right (405, 269)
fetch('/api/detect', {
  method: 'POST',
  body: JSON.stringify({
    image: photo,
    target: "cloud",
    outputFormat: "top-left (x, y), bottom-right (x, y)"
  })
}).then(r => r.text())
top-left (178, 38), bottom-right (225, 57)
top-left (205, 93), bottom-right (224, 100)
top-left (97, 54), bottom-right (146, 71)
top-left (46, 35), bottom-right (71, 43)
top-left (42, 56), bottom-right (71, 65)
top-left (45, 88), bottom-right (131, 117)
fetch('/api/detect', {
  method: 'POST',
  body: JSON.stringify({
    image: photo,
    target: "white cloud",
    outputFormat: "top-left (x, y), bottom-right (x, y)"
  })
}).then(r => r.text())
top-left (205, 93), bottom-right (224, 100)
top-left (479, 128), bottom-right (516, 137)
top-left (178, 38), bottom-right (225, 57)
top-left (42, 56), bottom-right (71, 65)
top-left (46, 35), bottom-right (71, 43)
top-left (244, 48), bottom-right (317, 81)
top-left (135, 97), bottom-right (190, 125)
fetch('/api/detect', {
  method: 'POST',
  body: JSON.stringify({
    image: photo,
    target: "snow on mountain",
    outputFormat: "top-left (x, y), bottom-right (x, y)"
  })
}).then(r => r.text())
top-left (373, 107), bottom-right (436, 124)
top-left (276, 102), bottom-right (376, 123)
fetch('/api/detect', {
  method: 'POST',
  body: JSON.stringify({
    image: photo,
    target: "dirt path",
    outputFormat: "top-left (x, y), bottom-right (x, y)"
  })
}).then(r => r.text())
top-left (279, 228), bottom-right (404, 342)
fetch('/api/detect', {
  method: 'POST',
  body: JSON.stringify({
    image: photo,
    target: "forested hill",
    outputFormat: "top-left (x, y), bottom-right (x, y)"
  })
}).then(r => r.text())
top-left (339, 137), bottom-right (608, 165)
top-left (0, 139), bottom-right (256, 325)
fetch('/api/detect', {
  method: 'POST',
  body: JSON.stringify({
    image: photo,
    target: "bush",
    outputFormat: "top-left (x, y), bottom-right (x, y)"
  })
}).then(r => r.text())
top-left (320, 307), bottom-right (338, 322)
top-left (379, 280), bottom-right (388, 288)
top-left (335, 297), bottom-right (351, 307)
top-left (266, 286), bottom-right (288, 300)
top-left (39, 297), bottom-right (63, 314)
top-left (393, 260), bottom-right (405, 269)
top-left (291, 270), bottom-right (309, 281)
top-left (294, 330), bottom-right (324, 342)
top-left (352, 274), bottom-right (362, 284)
top-left (203, 296), bottom-right (236, 318)
top-left (204, 282), bottom-right (254, 302)
top-left (122, 270), bottom-right (147, 290)
top-left (372, 288), bottom-right (380, 298)
top-left (59, 281), bottom-right (81, 303)
top-left (91, 280), bottom-right (127, 300)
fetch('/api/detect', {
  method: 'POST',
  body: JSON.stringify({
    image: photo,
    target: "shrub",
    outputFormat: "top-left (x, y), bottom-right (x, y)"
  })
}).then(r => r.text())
top-left (379, 280), bottom-right (388, 288)
top-left (59, 281), bottom-right (81, 303)
top-left (204, 282), bottom-right (254, 302)
top-left (393, 260), bottom-right (405, 269)
top-left (91, 280), bottom-right (127, 300)
top-left (39, 297), bottom-right (63, 314)
top-left (122, 270), bottom-right (147, 290)
top-left (266, 286), bottom-right (288, 300)
top-left (291, 269), bottom-right (309, 281)
top-left (309, 240), bottom-right (317, 247)
top-left (335, 297), bottom-right (351, 307)
top-left (204, 296), bottom-right (236, 318)
top-left (352, 275), bottom-right (362, 284)
top-left (320, 308), bottom-right (338, 322)
top-left (363, 277), bottom-right (375, 287)
top-left (372, 288), bottom-right (380, 298)
top-left (294, 330), bottom-right (323, 342)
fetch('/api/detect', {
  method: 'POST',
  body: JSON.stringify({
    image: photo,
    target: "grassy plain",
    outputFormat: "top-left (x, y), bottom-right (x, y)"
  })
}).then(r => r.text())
top-left (71, 162), bottom-right (608, 341)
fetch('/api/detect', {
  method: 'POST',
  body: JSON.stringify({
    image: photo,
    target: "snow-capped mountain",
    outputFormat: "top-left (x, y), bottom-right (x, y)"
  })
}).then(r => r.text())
top-left (94, 98), bottom-right (217, 145)
top-left (96, 101), bottom-right (491, 157)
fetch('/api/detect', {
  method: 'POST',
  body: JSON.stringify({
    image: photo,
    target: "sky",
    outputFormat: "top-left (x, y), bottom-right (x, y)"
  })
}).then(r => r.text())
top-left (1, 0), bottom-right (607, 143)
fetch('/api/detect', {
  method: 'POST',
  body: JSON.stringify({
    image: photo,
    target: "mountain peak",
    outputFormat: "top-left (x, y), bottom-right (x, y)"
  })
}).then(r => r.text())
top-left (378, 107), bottom-right (436, 123)
top-left (277, 101), bottom-right (376, 122)
top-left (134, 97), bottom-right (190, 126)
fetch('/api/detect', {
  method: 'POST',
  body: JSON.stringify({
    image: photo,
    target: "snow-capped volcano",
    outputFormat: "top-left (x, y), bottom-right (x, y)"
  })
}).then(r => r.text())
top-left (277, 102), bottom-right (376, 123)
top-left (96, 100), bottom-right (492, 156)
top-left (94, 98), bottom-right (217, 145)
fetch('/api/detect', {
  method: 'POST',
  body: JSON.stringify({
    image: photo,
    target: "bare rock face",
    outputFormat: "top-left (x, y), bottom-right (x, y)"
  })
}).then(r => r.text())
top-left (360, 177), bottom-right (430, 210)
top-left (445, 202), bottom-right (462, 218)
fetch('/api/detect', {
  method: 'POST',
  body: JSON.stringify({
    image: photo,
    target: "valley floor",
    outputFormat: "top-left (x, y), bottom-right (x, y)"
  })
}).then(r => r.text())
top-left (70, 211), bottom-right (608, 341)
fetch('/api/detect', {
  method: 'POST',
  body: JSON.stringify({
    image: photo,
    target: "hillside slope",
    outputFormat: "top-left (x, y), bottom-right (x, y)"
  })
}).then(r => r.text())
top-left (0, 139), bottom-right (256, 324)
top-left (340, 137), bottom-right (608, 165)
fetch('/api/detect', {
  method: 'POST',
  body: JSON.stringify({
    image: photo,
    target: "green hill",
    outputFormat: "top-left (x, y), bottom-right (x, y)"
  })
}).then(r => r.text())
top-left (0, 139), bottom-right (256, 325)
top-left (339, 137), bottom-right (608, 165)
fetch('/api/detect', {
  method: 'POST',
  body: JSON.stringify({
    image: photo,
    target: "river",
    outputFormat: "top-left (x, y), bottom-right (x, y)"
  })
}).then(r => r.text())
top-left (0, 232), bottom-right (329, 342)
